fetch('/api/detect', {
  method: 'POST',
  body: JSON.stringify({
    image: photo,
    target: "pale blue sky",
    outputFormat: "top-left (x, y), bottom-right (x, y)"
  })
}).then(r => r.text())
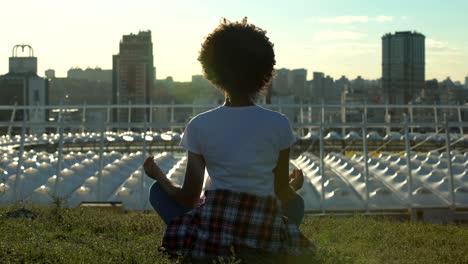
top-left (1, 0), bottom-right (467, 82)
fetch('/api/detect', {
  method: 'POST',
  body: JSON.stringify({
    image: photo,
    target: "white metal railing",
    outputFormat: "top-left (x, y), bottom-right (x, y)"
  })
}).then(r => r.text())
top-left (1, 102), bottom-right (467, 131)
top-left (0, 103), bottom-right (467, 211)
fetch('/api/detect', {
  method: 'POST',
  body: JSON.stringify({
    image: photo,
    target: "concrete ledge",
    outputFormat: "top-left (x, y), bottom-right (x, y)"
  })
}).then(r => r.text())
top-left (79, 201), bottom-right (123, 211)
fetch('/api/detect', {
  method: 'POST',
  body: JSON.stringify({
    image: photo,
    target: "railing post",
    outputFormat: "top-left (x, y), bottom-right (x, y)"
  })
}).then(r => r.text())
top-left (385, 103), bottom-right (390, 134)
top-left (170, 100), bottom-right (175, 131)
top-left (362, 113), bottom-right (370, 212)
top-left (128, 101), bottom-right (132, 131)
top-left (149, 100), bottom-right (153, 124)
top-left (54, 116), bottom-right (64, 198)
top-left (363, 101), bottom-right (368, 123)
top-left (56, 102), bottom-right (64, 134)
top-left (97, 123), bottom-right (105, 201)
top-left (341, 97), bottom-right (346, 137)
top-left (299, 100), bottom-right (304, 136)
top-left (319, 101), bottom-right (326, 213)
top-left (409, 103), bottom-right (414, 134)
top-left (141, 116), bottom-right (148, 209)
top-left (81, 102), bottom-right (87, 133)
top-left (106, 103), bottom-right (111, 132)
top-left (32, 103), bottom-right (40, 135)
top-left (7, 102), bottom-right (17, 138)
top-left (457, 104), bottom-right (463, 135)
top-left (403, 114), bottom-right (413, 211)
top-left (433, 104), bottom-right (438, 133)
top-left (299, 100), bottom-right (304, 124)
top-left (444, 114), bottom-right (456, 208)
top-left (13, 121), bottom-right (26, 202)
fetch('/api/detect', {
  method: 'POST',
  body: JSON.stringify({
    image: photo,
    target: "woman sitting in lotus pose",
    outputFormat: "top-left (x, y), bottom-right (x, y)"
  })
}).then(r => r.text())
top-left (144, 17), bottom-right (314, 263)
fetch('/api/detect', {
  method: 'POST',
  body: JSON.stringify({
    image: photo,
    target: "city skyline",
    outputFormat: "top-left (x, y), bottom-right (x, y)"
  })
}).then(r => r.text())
top-left (1, 0), bottom-right (467, 82)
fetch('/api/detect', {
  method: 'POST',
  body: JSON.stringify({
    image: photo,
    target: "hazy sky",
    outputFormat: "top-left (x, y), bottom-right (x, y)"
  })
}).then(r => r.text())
top-left (1, 0), bottom-right (467, 82)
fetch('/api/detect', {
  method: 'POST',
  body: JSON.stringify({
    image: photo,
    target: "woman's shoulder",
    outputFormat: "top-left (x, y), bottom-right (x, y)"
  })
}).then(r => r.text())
top-left (187, 105), bottom-right (291, 127)
top-left (186, 106), bottom-right (223, 127)
top-left (253, 106), bottom-right (292, 128)
top-left (255, 106), bottom-right (290, 120)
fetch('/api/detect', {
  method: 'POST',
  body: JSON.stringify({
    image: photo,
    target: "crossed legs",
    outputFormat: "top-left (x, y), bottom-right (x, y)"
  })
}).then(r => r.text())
top-left (149, 181), bottom-right (305, 226)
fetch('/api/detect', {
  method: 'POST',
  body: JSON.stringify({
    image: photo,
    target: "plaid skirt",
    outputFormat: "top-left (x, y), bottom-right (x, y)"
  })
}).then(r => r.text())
top-left (162, 189), bottom-right (313, 259)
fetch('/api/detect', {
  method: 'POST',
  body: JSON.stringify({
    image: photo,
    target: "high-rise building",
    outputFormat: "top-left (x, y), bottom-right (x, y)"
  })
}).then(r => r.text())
top-left (68, 67), bottom-right (112, 83)
top-left (323, 75), bottom-right (337, 102)
top-left (439, 77), bottom-right (458, 105)
top-left (112, 31), bottom-right (155, 123)
top-left (423, 79), bottom-right (439, 104)
top-left (335, 76), bottom-right (350, 94)
top-left (311, 72), bottom-right (325, 102)
top-left (310, 72), bottom-right (340, 103)
top-left (0, 45), bottom-right (48, 132)
top-left (465, 76), bottom-right (468, 89)
top-left (382, 31), bottom-right (425, 105)
top-left (290, 69), bottom-right (308, 98)
top-left (271, 68), bottom-right (308, 98)
top-left (271, 68), bottom-right (291, 96)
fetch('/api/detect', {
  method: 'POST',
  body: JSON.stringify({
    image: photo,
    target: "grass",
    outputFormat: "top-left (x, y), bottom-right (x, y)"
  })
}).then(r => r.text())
top-left (305, 216), bottom-right (468, 264)
top-left (0, 206), bottom-right (467, 264)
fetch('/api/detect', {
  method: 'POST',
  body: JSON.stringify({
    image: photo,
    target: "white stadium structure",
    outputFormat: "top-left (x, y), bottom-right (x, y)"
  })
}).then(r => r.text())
top-left (1, 104), bottom-right (468, 220)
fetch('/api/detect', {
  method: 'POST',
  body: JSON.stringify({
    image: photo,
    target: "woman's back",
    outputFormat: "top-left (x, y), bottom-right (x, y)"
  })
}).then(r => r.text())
top-left (145, 18), bottom-right (314, 262)
top-left (181, 105), bottom-right (295, 196)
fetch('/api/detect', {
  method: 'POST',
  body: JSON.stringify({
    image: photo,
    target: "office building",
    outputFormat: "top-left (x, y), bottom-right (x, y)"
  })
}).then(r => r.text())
top-left (112, 31), bottom-right (155, 123)
top-left (311, 72), bottom-right (337, 102)
top-left (290, 69), bottom-right (308, 98)
top-left (48, 78), bottom-right (111, 105)
top-left (0, 45), bottom-right (48, 132)
top-left (271, 68), bottom-right (291, 96)
top-left (270, 68), bottom-right (309, 99)
top-left (382, 31), bottom-right (425, 105)
top-left (311, 72), bottom-right (325, 102)
top-left (68, 67), bottom-right (112, 83)
top-left (335, 76), bottom-right (350, 94)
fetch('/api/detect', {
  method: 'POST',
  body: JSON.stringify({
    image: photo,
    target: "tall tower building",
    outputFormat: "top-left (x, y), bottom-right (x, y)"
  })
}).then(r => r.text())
top-left (290, 69), bottom-right (308, 98)
top-left (311, 72), bottom-right (325, 102)
top-left (112, 31), bottom-right (155, 123)
top-left (382, 31), bottom-right (425, 105)
top-left (271, 68), bottom-right (291, 96)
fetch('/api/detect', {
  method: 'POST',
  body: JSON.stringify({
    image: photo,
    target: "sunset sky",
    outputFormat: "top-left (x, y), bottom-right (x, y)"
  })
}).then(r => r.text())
top-left (1, 0), bottom-right (467, 82)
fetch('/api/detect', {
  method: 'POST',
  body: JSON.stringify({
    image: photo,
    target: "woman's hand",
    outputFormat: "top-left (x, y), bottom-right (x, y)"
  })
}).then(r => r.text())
top-left (289, 169), bottom-right (304, 191)
top-left (143, 156), bottom-right (166, 181)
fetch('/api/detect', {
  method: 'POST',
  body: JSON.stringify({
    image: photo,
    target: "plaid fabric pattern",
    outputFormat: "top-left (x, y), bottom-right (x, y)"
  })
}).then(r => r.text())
top-left (162, 189), bottom-right (313, 259)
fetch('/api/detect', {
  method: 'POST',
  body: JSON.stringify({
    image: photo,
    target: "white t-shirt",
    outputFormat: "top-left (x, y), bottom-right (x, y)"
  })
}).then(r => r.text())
top-left (180, 105), bottom-right (296, 197)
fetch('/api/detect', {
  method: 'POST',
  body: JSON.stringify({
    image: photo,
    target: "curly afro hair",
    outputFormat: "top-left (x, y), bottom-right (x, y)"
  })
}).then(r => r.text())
top-left (198, 17), bottom-right (276, 100)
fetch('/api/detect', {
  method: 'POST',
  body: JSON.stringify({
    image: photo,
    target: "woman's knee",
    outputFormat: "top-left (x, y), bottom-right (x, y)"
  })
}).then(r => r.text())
top-left (282, 193), bottom-right (305, 226)
top-left (293, 193), bottom-right (305, 211)
top-left (284, 193), bottom-right (304, 212)
top-left (149, 181), bottom-right (162, 206)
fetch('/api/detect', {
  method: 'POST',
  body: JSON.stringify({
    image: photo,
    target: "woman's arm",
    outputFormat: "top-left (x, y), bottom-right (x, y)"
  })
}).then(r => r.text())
top-left (144, 151), bottom-right (206, 209)
top-left (274, 148), bottom-right (304, 204)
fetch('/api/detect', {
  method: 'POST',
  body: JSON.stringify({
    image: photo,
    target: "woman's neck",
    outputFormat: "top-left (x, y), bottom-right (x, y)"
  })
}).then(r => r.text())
top-left (224, 95), bottom-right (254, 107)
